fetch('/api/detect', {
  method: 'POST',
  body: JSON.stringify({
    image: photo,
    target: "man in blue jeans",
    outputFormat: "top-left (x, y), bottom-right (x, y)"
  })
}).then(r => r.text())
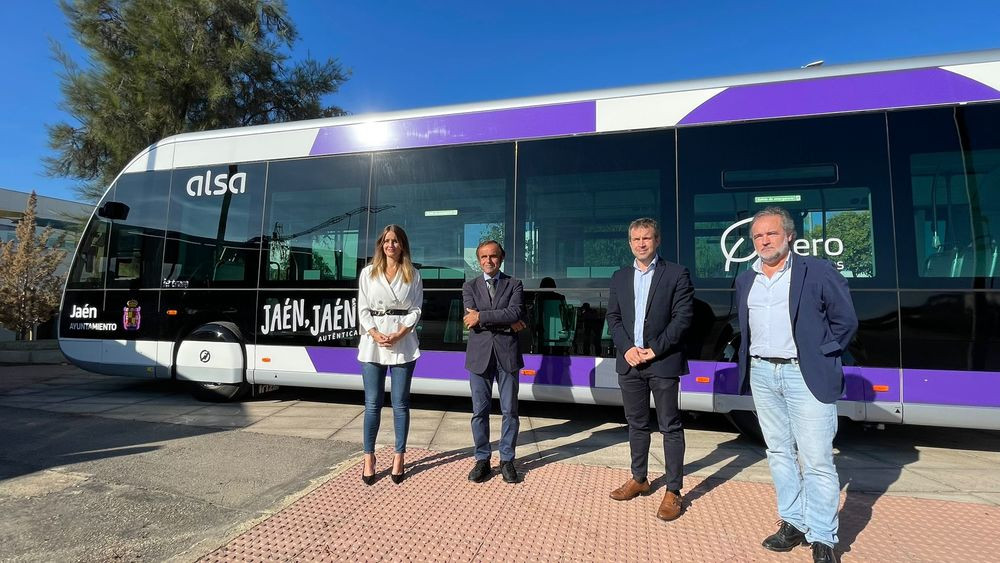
top-left (735, 207), bottom-right (858, 563)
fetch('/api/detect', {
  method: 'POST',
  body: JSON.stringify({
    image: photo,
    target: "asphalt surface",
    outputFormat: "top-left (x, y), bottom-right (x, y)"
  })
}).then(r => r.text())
top-left (0, 403), bottom-right (357, 562)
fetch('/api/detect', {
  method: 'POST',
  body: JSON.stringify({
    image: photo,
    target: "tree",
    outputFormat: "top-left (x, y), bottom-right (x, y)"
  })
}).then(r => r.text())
top-left (0, 193), bottom-right (68, 340)
top-left (46, 0), bottom-right (350, 202)
top-left (808, 211), bottom-right (875, 277)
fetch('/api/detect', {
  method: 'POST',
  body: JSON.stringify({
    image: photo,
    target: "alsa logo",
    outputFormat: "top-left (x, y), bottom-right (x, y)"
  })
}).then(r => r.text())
top-left (720, 217), bottom-right (845, 272)
top-left (186, 170), bottom-right (247, 197)
top-left (69, 304), bottom-right (98, 319)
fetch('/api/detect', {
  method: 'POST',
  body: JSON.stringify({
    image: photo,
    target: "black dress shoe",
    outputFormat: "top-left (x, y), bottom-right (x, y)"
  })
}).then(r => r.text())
top-left (811, 542), bottom-right (837, 562)
top-left (762, 520), bottom-right (807, 552)
top-left (500, 460), bottom-right (518, 483)
top-left (468, 459), bottom-right (491, 482)
top-left (390, 470), bottom-right (405, 484)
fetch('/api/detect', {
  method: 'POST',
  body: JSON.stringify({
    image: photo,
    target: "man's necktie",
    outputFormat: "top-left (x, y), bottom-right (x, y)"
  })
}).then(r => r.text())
top-left (486, 278), bottom-right (496, 303)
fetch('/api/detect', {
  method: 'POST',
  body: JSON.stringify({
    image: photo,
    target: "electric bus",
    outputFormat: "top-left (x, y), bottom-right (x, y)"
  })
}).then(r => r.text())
top-left (59, 49), bottom-right (1000, 434)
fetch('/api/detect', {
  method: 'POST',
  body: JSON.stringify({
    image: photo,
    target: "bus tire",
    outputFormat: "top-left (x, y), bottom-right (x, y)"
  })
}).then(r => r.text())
top-left (177, 321), bottom-right (250, 403)
top-left (725, 410), bottom-right (764, 443)
top-left (189, 380), bottom-right (250, 402)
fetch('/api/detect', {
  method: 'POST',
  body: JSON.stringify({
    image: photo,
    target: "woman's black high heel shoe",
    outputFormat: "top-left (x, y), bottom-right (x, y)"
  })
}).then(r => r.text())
top-left (390, 455), bottom-right (405, 484)
top-left (361, 456), bottom-right (376, 486)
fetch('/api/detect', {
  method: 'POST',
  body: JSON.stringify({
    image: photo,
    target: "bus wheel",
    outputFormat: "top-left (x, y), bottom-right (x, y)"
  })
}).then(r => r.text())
top-left (725, 410), bottom-right (764, 443)
top-left (176, 321), bottom-right (250, 403)
top-left (189, 380), bottom-right (250, 402)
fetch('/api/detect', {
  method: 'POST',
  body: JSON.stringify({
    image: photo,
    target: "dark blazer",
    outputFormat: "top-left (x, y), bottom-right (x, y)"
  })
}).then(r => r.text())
top-left (463, 272), bottom-right (525, 374)
top-left (606, 259), bottom-right (695, 377)
top-left (735, 254), bottom-right (859, 404)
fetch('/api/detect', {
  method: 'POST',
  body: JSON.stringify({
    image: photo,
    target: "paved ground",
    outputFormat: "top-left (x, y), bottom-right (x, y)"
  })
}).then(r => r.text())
top-left (2, 364), bottom-right (1000, 561)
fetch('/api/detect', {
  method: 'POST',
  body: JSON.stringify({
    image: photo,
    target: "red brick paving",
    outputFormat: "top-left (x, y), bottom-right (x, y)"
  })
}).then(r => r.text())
top-left (201, 448), bottom-right (1000, 562)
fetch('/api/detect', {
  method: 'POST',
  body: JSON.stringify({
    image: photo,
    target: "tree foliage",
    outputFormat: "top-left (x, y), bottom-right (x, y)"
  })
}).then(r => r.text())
top-left (46, 0), bottom-right (350, 201)
top-left (808, 210), bottom-right (875, 277)
top-left (0, 193), bottom-right (68, 339)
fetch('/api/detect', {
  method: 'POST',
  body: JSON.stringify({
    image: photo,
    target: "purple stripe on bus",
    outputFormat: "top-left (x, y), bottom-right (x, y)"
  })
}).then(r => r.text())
top-left (686, 361), bottom-right (902, 403)
top-left (309, 101), bottom-right (597, 156)
top-left (308, 348), bottom-right (980, 407)
top-left (846, 366), bottom-right (901, 403)
top-left (903, 368), bottom-right (1000, 408)
top-left (679, 361), bottom-right (734, 393)
top-left (306, 347), bottom-right (361, 374)
top-left (413, 350), bottom-right (466, 380)
top-left (521, 354), bottom-right (601, 386)
top-left (678, 67), bottom-right (1000, 125)
top-left (411, 352), bottom-right (600, 385)
top-left (307, 348), bottom-right (600, 385)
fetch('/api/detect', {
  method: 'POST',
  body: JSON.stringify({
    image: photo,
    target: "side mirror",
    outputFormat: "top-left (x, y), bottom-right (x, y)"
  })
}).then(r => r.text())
top-left (97, 201), bottom-right (130, 221)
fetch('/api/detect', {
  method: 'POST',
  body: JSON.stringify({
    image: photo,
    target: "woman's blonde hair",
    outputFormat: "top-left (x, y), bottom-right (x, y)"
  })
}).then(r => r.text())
top-left (370, 224), bottom-right (415, 283)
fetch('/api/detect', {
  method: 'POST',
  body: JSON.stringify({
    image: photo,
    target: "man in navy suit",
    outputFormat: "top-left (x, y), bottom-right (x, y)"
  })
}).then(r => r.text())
top-left (606, 218), bottom-right (694, 522)
top-left (735, 207), bottom-right (858, 563)
top-left (463, 240), bottom-right (526, 484)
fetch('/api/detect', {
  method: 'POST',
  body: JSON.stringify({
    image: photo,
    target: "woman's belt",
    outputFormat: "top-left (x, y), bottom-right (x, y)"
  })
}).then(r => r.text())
top-left (371, 309), bottom-right (409, 316)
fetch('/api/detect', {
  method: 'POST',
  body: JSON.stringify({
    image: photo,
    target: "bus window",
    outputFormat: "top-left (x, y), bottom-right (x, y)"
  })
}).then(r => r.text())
top-left (372, 144), bottom-right (514, 287)
top-left (262, 154), bottom-right (370, 287)
top-left (163, 163), bottom-right (266, 289)
top-left (105, 171), bottom-right (170, 289)
top-left (67, 217), bottom-right (110, 289)
top-left (516, 131), bottom-right (675, 288)
top-left (890, 105), bottom-right (1000, 287)
top-left (678, 113), bottom-right (895, 289)
top-left (691, 187), bottom-right (876, 279)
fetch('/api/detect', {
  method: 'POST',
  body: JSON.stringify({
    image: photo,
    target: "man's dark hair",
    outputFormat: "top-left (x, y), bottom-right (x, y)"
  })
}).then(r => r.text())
top-left (476, 239), bottom-right (505, 258)
top-left (628, 217), bottom-right (660, 240)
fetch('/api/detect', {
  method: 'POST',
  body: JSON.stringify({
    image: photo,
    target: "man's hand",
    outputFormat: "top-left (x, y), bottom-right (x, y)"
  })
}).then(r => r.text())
top-left (625, 346), bottom-right (644, 367)
top-left (510, 320), bottom-right (526, 332)
top-left (638, 347), bottom-right (656, 362)
top-left (463, 308), bottom-right (480, 329)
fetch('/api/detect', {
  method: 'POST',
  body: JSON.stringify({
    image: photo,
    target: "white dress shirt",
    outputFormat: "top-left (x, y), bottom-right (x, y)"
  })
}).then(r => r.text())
top-left (356, 265), bottom-right (423, 364)
top-left (632, 256), bottom-right (658, 348)
top-left (747, 254), bottom-right (798, 359)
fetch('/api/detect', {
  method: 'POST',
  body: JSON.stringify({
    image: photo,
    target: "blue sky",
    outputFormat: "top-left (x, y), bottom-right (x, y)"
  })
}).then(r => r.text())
top-left (2, 0), bottom-right (999, 202)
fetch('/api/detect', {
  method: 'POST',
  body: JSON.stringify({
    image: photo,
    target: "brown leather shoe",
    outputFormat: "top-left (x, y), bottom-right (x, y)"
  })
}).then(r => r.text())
top-left (609, 478), bottom-right (651, 501)
top-left (656, 490), bottom-right (683, 521)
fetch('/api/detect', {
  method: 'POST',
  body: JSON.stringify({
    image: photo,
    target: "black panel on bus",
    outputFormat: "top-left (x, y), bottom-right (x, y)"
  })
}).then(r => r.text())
top-left (163, 163), bottom-right (266, 289)
top-left (371, 143), bottom-right (515, 289)
top-left (60, 290), bottom-right (157, 341)
top-left (106, 170), bottom-right (170, 289)
top-left (516, 131), bottom-right (676, 289)
top-left (261, 154), bottom-right (372, 289)
top-left (159, 290), bottom-right (258, 344)
top-left (677, 113), bottom-right (896, 291)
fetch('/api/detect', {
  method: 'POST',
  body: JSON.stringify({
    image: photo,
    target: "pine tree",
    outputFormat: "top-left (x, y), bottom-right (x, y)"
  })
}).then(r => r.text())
top-left (0, 193), bottom-right (68, 340)
top-left (46, 0), bottom-right (350, 202)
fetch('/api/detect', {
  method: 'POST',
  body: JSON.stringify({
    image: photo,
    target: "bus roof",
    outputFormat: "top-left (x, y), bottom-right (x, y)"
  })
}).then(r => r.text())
top-left (125, 48), bottom-right (1000, 175)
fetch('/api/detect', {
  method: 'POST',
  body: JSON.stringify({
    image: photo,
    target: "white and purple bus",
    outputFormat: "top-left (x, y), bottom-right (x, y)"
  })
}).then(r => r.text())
top-left (60, 49), bottom-right (1000, 434)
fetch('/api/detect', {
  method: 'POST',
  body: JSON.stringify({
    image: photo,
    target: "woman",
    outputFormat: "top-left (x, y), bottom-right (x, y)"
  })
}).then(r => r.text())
top-left (357, 224), bottom-right (422, 485)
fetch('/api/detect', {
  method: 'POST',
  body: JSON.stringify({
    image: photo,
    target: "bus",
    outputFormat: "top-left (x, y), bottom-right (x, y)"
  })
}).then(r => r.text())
top-left (59, 49), bottom-right (1000, 435)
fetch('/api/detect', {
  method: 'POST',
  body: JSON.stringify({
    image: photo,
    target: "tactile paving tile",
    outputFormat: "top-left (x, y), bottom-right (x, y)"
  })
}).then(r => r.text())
top-left (201, 447), bottom-right (1000, 562)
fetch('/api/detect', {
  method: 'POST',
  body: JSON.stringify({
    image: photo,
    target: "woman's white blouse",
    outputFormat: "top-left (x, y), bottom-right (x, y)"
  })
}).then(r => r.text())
top-left (356, 265), bottom-right (422, 364)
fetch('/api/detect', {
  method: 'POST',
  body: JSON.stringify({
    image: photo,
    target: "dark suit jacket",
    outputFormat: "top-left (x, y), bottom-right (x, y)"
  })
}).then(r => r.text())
top-left (735, 254), bottom-right (859, 404)
top-left (606, 259), bottom-right (694, 377)
top-left (463, 272), bottom-right (525, 374)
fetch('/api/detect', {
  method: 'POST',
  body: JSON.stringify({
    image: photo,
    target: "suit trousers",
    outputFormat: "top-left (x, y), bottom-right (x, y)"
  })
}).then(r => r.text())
top-left (470, 355), bottom-right (519, 461)
top-left (619, 368), bottom-right (685, 491)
